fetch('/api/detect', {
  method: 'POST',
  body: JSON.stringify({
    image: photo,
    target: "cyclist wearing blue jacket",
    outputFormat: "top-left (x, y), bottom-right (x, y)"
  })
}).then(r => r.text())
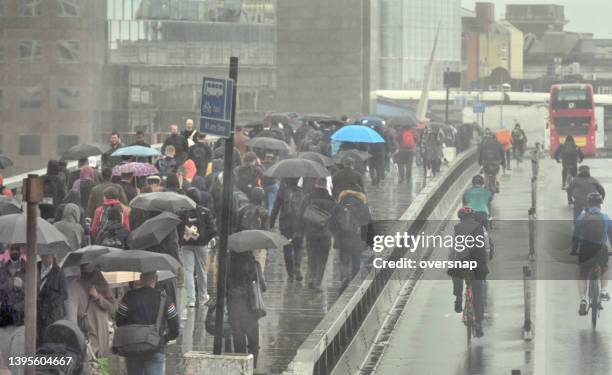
top-left (573, 192), bottom-right (611, 315)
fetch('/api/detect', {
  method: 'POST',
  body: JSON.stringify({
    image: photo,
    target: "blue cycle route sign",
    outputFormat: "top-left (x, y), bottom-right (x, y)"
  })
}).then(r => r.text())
top-left (472, 101), bottom-right (486, 114)
top-left (200, 77), bottom-right (234, 138)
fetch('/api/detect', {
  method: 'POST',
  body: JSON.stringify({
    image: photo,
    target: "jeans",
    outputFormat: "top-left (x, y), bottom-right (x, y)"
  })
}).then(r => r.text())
top-left (339, 246), bottom-right (362, 284)
top-left (125, 351), bottom-right (165, 375)
top-left (306, 236), bottom-right (331, 287)
top-left (368, 157), bottom-right (385, 186)
top-left (182, 245), bottom-right (209, 305)
top-left (263, 183), bottom-right (279, 214)
top-left (452, 278), bottom-right (486, 323)
top-left (397, 152), bottom-right (414, 182)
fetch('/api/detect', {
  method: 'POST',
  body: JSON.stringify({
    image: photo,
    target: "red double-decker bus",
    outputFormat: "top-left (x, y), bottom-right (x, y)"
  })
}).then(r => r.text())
top-left (549, 83), bottom-right (596, 156)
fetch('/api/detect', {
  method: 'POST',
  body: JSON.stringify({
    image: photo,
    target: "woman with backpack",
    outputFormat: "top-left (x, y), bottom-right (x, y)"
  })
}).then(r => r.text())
top-left (95, 205), bottom-right (130, 249)
top-left (299, 178), bottom-right (336, 291)
top-left (178, 188), bottom-right (217, 309)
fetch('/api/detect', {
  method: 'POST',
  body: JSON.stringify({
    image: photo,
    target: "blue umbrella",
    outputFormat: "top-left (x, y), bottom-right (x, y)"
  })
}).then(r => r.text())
top-left (331, 125), bottom-right (385, 143)
top-left (354, 116), bottom-right (386, 128)
top-left (111, 145), bottom-right (161, 157)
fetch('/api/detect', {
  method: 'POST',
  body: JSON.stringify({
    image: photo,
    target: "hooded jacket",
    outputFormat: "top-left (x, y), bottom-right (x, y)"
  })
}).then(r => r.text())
top-left (53, 203), bottom-right (84, 251)
top-left (554, 140), bottom-right (584, 166)
top-left (331, 190), bottom-right (370, 251)
top-left (568, 170), bottom-right (606, 210)
top-left (43, 160), bottom-right (67, 208)
top-left (332, 167), bottom-right (364, 198)
top-left (270, 180), bottom-right (306, 237)
top-left (91, 199), bottom-right (131, 239)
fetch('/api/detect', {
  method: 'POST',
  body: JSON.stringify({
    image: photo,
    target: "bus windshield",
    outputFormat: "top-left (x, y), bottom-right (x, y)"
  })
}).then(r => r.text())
top-left (551, 88), bottom-right (592, 109)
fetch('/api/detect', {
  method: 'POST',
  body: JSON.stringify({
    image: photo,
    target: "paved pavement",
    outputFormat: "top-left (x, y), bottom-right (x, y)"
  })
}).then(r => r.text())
top-left (163, 164), bottom-right (428, 374)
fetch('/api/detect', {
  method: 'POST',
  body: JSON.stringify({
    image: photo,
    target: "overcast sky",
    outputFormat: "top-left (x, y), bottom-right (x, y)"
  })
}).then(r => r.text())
top-left (461, 0), bottom-right (612, 38)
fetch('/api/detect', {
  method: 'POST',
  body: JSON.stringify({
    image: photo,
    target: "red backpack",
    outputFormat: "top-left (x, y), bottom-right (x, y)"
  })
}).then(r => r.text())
top-left (400, 130), bottom-right (416, 150)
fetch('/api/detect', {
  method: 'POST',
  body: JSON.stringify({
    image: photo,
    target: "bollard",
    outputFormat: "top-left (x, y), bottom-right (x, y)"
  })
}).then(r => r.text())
top-left (530, 177), bottom-right (537, 211)
top-left (528, 207), bottom-right (536, 262)
top-left (522, 265), bottom-right (533, 341)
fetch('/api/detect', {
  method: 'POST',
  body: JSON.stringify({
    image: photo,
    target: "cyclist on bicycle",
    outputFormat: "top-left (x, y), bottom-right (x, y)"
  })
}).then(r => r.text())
top-left (479, 130), bottom-right (505, 193)
top-left (463, 174), bottom-right (494, 225)
top-left (554, 136), bottom-right (584, 190)
top-left (573, 193), bottom-right (611, 315)
top-left (511, 123), bottom-right (527, 163)
top-left (567, 165), bottom-right (606, 220)
top-left (449, 207), bottom-right (490, 337)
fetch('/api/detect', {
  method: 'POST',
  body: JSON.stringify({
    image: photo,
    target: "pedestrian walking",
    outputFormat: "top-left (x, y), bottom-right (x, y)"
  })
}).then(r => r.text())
top-left (53, 203), bottom-right (85, 251)
top-left (37, 255), bottom-right (67, 345)
top-left (332, 157), bottom-right (364, 198)
top-left (188, 133), bottom-right (213, 177)
top-left (86, 168), bottom-right (128, 220)
top-left (162, 124), bottom-right (189, 165)
top-left (395, 127), bottom-right (416, 183)
top-left (101, 132), bottom-right (124, 169)
top-left (182, 118), bottom-right (198, 148)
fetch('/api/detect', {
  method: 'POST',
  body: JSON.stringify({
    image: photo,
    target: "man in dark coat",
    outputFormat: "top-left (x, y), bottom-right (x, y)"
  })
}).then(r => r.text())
top-left (130, 130), bottom-right (152, 163)
top-left (37, 255), bottom-right (67, 345)
top-left (332, 157), bottom-right (364, 198)
top-left (270, 178), bottom-right (306, 282)
top-left (568, 165), bottom-right (606, 220)
top-left (299, 178), bottom-right (336, 290)
top-left (182, 118), bottom-right (198, 147)
top-left (0, 246), bottom-right (26, 327)
top-left (41, 160), bottom-right (67, 221)
top-left (101, 132), bottom-right (124, 169)
top-left (162, 124), bottom-right (189, 165)
top-left (368, 126), bottom-right (387, 187)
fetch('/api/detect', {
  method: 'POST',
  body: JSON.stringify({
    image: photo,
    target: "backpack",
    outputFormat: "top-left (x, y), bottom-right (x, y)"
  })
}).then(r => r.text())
top-left (190, 144), bottom-right (211, 168)
top-left (96, 224), bottom-right (125, 249)
top-left (400, 130), bottom-right (416, 150)
top-left (236, 165), bottom-right (258, 194)
top-left (238, 204), bottom-right (265, 230)
top-left (41, 176), bottom-right (56, 206)
top-left (98, 204), bottom-right (122, 233)
top-left (282, 188), bottom-right (305, 218)
top-left (581, 211), bottom-right (606, 247)
top-left (337, 202), bottom-right (360, 233)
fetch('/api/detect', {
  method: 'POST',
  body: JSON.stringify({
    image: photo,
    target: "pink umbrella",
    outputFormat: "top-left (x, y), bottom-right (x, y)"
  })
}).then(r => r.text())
top-left (112, 162), bottom-right (158, 177)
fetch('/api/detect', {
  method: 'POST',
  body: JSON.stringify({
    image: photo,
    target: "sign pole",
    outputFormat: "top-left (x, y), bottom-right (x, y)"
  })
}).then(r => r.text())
top-left (213, 57), bottom-right (239, 355)
top-left (23, 175), bottom-right (42, 375)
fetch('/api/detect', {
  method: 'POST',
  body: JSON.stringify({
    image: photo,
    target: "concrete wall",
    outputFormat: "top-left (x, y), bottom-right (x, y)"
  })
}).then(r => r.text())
top-left (276, 0), bottom-right (368, 116)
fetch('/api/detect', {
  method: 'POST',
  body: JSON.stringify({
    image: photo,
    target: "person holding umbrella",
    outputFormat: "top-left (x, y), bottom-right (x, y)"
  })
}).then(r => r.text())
top-left (0, 245), bottom-right (26, 327)
top-left (37, 254), bottom-right (67, 345)
top-left (67, 263), bottom-right (115, 373)
top-left (116, 271), bottom-right (179, 375)
top-left (270, 178), bottom-right (306, 282)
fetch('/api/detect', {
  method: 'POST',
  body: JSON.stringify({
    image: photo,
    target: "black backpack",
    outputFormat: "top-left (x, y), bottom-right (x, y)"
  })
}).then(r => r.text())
top-left (236, 165), bottom-right (258, 194)
top-left (96, 223), bottom-right (126, 249)
top-left (238, 204), bottom-right (266, 231)
top-left (337, 202), bottom-right (360, 233)
top-left (581, 211), bottom-right (606, 247)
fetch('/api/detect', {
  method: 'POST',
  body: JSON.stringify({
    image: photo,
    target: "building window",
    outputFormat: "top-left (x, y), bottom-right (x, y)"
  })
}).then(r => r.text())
top-left (19, 0), bottom-right (41, 16)
top-left (57, 0), bottom-right (79, 17)
top-left (19, 135), bottom-right (42, 156)
top-left (0, 44), bottom-right (4, 63)
top-left (57, 40), bottom-right (80, 63)
top-left (0, 0), bottom-right (4, 16)
top-left (19, 87), bottom-right (43, 109)
top-left (56, 87), bottom-right (80, 110)
top-left (18, 40), bottom-right (42, 63)
top-left (57, 135), bottom-right (78, 155)
top-left (598, 87), bottom-right (612, 96)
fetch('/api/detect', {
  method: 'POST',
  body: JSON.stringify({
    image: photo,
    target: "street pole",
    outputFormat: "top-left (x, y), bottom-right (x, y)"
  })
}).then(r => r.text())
top-left (213, 56), bottom-right (239, 355)
top-left (23, 175), bottom-right (42, 375)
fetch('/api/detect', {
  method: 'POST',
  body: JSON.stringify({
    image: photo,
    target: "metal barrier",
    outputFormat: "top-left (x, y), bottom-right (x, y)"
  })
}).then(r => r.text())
top-left (285, 148), bottom-right (479, 375)
top-left (522, 265), bottom-right (533, 341)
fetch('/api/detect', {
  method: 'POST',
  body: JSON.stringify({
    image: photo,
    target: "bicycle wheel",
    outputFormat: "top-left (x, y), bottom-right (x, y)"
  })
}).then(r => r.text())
top-left (463, 283), bottom-right (474, 344)
top-left (590, 276), bottom-right (599, 329)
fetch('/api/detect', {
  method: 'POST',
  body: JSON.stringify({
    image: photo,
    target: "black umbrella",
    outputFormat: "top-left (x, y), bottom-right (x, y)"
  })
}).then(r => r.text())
top-left (245, 137), bottom-right (290, 152)
top-left (0, 213), bottom-right (70, 256)
top-left (332, 150), bottom-right (372, 164)
top-left (92, 250), bottom-right (181, 275)
top-left (61, 143), bottom-right (110, 161)
top-left (0, 155), bottom-right (13, 169)
top-left (130, 192), bottom-right (196, 213)
top-left (264, 113), bottom-right (298, 129)
top-left (244, 121), bottom-right (265, 129)
top-left (61, 245), bottom-right (123, 269)
top-left (302, 114), bottom-right (335, 124)
top-left (264, 159), bottom-right (330, 179)
top-left (127, 212), bottom-right (181, 250)
top-left (296, 152), bottom-right (334, 167)
top-left (0, 197), bottom-right (22, 215)
top-left (228, 230), bottom-right (289, 253)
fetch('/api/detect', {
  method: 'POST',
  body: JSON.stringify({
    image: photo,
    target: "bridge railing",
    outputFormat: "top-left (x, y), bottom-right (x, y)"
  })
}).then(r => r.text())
top-left (285, 147), bottom-right (479, 375)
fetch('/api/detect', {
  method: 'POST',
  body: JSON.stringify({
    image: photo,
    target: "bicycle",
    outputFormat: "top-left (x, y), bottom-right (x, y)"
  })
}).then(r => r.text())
top-left (588, 265), bottom-right (603, 328)
top-left (463, 277), bottom-right (476, 343)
